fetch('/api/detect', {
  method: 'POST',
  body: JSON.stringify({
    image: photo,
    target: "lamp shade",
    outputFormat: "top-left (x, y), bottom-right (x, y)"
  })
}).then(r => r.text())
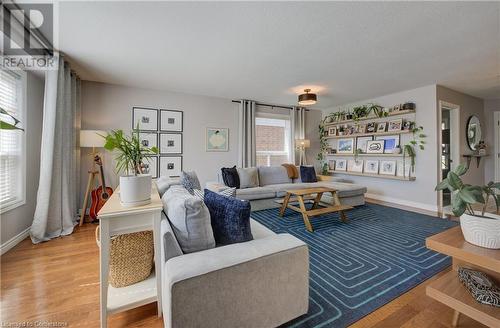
top-left (296, 139), bottom-right (310, 148)
top-left (298, 89), bottom-right (317, 106)
top-left (80, 130), bottom-right (106, 148)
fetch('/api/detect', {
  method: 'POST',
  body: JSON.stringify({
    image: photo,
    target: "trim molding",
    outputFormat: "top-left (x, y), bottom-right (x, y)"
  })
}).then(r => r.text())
top-left (1, 227), bottom-right (30, 255)
top-left (365, 193), bottom-right (438, 216)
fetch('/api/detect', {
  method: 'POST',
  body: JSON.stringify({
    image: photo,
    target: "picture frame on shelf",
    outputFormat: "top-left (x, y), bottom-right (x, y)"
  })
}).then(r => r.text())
top-left (397, 160), bottom-right (411, 177)
top-left (160, 109), bottom-right (183, 132)
top-left (159, 156), bottom-right (182, 177)
top-left (380, 160), bottom-right (397, 175)
top-left (376, 122), bottom-right (387, 133)
top-left (337, 138), bottom-right (355, 154)
top-left (142, 156), bottom-right (158, 179)
top-left (375, 135), bottom-right (400, 153)
top-left (138, 132), bottom-right (158, 149)
top-left (347, 159), bottom-right (364, 173)
top-left (402, 120), bottom-right (413, 131)
top-left (388, 118), bottom-right (403, 132)
top-left (132, 107), bottom-right (158, 131)
top-left (335, 159), bottom-right (347, 171)
top-left (366, 122), bottom-right (376, 133)
top-left (160, 133), bottom-right (183, 154)
top-left (355, 124), bottom-right (366, 134)
top-left (393, 104), bottom-right (401, 112)
top-left (206, 127), bottom-right (229, 151)
top-left (364, 160), bottom-right (379, 174)
top-left (328, 126), bottom-right (337, 137)
top-left (328, 160), bottom-right (335, 171)
top-left (356, 136), bottom-right (373, 153)
top-left (366, 140), bottom-right (385, 154)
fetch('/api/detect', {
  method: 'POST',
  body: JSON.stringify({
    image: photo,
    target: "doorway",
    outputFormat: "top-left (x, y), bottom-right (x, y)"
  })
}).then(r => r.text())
top-left (438, 101), bottom-right (460, 215)
top-left (494, 111), bottom-right (500, 182)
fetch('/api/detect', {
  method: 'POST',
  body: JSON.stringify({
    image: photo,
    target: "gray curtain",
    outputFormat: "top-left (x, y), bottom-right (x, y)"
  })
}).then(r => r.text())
top-left (30, 54), bottom-right (81, 243)
top-left (290, 106), bottom-right (306, 165)
top-left (237, 100), bottom-right (256, 168)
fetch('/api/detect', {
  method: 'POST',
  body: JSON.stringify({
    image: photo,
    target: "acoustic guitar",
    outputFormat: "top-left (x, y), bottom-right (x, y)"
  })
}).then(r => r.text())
top-left (89, 155), bottom-right (113, 221)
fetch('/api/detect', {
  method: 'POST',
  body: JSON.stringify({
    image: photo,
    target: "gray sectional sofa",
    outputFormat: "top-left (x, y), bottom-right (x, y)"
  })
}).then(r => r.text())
top-left (208, 166), bottom-right (367, 207)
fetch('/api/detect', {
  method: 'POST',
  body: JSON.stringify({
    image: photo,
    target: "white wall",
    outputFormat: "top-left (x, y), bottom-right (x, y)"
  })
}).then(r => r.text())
top-left (483, 99), bottom-right (500, 183)
top-left (1, 72), bottom-right (44, 250)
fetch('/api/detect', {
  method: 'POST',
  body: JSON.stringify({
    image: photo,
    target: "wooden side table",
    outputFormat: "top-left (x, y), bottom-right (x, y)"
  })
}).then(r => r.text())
top-left (97, 185), bottom-right (163, 328)
top-left (426, 226), bottom-right (500, 327)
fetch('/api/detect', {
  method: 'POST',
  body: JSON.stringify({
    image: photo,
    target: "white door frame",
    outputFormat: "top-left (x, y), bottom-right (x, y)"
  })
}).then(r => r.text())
top-left (494, 111), bottom-right (500, 182)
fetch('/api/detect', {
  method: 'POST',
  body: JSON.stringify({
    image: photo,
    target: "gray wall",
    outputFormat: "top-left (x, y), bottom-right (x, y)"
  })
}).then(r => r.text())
top-left (483, 99), bottom-right (500, 183)
top-left (1, 72), bottom-right (44, 246)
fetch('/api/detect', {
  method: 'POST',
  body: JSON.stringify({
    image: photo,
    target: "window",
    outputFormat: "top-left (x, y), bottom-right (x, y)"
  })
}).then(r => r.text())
top-left (256, 116), bottom-right (291, 166)
top-left (0, 70), bottom-right (26, 213)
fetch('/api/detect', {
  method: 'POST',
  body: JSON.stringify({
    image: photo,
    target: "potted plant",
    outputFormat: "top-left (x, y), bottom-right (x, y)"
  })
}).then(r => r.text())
top-left (352, 105), bottom-right (369, 121)
top-left (103, 128), bottom-right (158, 206)
top-left (436, 164), bottom-right (500, 249)
top-left (367, 103), bottom-right (387, 118)
top-left (402, 124), bottom-right (426, 175)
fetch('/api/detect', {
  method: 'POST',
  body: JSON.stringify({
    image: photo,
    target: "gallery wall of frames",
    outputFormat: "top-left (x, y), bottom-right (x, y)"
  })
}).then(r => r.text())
top-left (132, 106), bottom-right (183, 178)
top-left (323, 105), bottom-right (417, 181)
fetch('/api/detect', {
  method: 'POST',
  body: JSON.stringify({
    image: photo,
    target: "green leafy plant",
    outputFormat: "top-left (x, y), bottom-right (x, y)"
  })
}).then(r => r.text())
top-left (367, 103), bottom-right (386, 118)
top-left (403, 124), bottom-right (426, 173)
top-left (0, 105), bottom-right (23, 130)
top-left (102, 126), bottom-right (158, 176)
top-left (435, 164), bottom-right (500, 217)
top-left (317, 124), bottom-right (329, 175)
top-left (352, 105), bottom-right (369, 121)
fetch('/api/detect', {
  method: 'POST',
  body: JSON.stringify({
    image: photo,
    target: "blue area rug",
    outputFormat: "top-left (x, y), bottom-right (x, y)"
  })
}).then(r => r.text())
top-left (251, 203), bottom-right (458, 328)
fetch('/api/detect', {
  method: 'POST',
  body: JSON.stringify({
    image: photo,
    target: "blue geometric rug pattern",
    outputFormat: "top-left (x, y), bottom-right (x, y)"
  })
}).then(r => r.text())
top-left (251, 204), bottom-right (458, 328)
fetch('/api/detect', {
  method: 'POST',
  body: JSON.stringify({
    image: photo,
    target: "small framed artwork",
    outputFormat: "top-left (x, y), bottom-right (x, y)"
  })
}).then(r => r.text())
top-left (376, 122), bottom-right (387, 133)
top-left (142, 156), bottom-right (158, 178)
top-left (366, 140), bottom-right (385, 154)
top-left (364, 160), bottom-right (379, 174)
top-left (397, 160), bottom-right (411, 177)
top-left (206, 127), bottom-right (229, 151)
top-left (132, 107), bottom-right (158, 131)
top-left (328, 160), bottom-right (335, 170)
top-left (366, 122), bottom-right (376, 133)
top-left (375, 135), bottom-right (400, 153)
top-left (356, 136), bottom-right (373, 153)
top-left (388, 119), bottom-right (403, 132)
top-left (356, 124), bottom-right (367, 134)
top-left (335, 159), bottom-right (347, 171)
top-left (380, 160), bottom-right (397, 175)
top-left (402, 120), bottom-right (413, 131)
top-left (328, 126), bottom-right (337, 137)
top-left (393, 104), bottom-right (401, 112)
top-left (337, 138), bottom-right (355, 154)
top-left (160, 156), bottom-right (183, 177)
top-left (347, 159), bottom-right (364, 172)
top-left (160, 109), bottom-right (183, 132)
top-left (138, 132), bottom-right (158, 149)
top-left (160, 133), bottom-right (182, 154)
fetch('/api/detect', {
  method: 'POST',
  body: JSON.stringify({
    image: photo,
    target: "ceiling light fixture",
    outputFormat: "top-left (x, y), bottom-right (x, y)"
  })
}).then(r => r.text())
top-left (298, 89), bottom-right (317, 106)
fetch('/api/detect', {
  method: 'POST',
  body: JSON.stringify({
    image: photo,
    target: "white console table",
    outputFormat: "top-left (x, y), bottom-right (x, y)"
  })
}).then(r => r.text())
top-left (98, 185), bottom-right (163, 328)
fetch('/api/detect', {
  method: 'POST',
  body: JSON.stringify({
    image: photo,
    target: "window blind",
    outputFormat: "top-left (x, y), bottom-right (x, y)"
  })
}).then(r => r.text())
top-left (0, 70), bottom-right (24, 210)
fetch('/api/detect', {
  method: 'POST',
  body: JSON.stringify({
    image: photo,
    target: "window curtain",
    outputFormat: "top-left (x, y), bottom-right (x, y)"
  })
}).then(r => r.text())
top-left (237, 100), bottom-right (256, 168)
top-left (30, 54), bottom-right (81, 244)
top-left (290, 106), bottom-right (306, 165)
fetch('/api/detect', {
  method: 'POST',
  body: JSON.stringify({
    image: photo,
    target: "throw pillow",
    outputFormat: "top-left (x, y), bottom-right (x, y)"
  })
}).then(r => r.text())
top-left (221, 166), bottom-right (240, 188)
top-left (300, 165), bottom-right (317, 183)
top-left (180, 171), bottom-right (201, 194)
top-left (204, 189), bottom-right (253, 245)
top-left (155, 176), bottom-right (181, 197)
top-left (237, 167), bottom-right (259, 189)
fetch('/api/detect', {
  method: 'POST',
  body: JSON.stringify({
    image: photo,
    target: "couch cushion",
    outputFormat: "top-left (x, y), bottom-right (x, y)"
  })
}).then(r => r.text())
top-left (237, 167), bottom-right (260, 189)
top-left (162, 185), bottom-right (215, 253)
top-left (318, 181), bottom-right (367, 198)
top-left (235, 186), bottom-right (276, 200)
top-left (258, 166), bottom-right (292, 186)
top-left (250, 219), bottom-right (276, 240)
top-left (266, 182), bottom-right (324, 197)
top-left (204, 189), bottom-right (253, 245)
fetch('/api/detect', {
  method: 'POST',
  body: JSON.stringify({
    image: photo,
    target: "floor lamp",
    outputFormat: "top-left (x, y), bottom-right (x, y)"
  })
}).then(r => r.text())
top-left (79, 130), bottom-right (106, 226)
top-left (296, 139), bottom-right (310, 166)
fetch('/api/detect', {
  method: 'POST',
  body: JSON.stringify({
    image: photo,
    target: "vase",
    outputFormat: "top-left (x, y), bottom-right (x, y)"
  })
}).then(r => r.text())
top-left (119, 174), bottom-right (152, 207)
top-left (460, 212), bottom-right (500, 249)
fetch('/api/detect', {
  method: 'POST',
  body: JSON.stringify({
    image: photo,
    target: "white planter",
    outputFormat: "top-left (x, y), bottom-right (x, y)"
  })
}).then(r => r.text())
top-left (460, 212), bottom-right (500, 249)
top-left (119, 174), bottom-right (152, 207)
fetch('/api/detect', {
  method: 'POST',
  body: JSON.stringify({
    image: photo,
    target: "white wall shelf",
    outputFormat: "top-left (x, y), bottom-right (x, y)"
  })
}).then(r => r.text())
top-left (327, 170), bottom-right (416, 181)
top-left (325, 129), bottom-right (411, 139)
top-left (324, 109), bottom-right (416, 127)
top-left (327, 153), bottom-right (404, 157)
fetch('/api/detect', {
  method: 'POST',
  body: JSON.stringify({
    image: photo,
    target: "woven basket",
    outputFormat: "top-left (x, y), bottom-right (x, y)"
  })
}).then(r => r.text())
top-left (96, 227), bottom-right (154, 288)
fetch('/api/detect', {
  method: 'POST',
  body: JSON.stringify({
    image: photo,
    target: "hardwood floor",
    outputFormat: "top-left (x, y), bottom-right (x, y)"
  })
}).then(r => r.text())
top-left (0, 224), bottom-right (487, 328)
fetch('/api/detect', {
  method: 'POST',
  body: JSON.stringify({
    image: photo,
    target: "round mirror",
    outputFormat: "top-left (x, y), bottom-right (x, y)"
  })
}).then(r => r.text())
top-left (466, 115), bottom-right (482, 150)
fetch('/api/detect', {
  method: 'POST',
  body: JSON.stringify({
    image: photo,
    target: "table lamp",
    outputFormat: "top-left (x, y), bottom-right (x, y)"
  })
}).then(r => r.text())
top-left (296, 139), bottom-right (310, 165)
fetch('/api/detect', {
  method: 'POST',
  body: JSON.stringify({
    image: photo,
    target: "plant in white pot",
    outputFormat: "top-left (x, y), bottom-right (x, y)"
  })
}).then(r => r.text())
top-left (103, 129), bottom-right (158, 207)
top-left (435, 164), bottom-right (500, 249)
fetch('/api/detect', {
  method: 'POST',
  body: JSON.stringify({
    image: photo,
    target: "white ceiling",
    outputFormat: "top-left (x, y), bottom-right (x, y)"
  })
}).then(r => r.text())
top-left (58, 1), bottom-right (500, 108)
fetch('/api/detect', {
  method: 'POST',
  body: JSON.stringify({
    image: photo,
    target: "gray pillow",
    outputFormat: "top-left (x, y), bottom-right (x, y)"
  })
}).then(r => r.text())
top-left (237, 167), bottom-right (259, 189)
top-left (180, 171), bottom-right (201, 194)
top-left (156, 176), bottom-right (181, 197)
top-left (162, 185), bottom-right (215, 253)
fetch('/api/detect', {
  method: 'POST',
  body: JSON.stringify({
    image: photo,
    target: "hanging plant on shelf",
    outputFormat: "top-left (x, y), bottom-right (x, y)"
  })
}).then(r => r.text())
top-left (403, 124), bottom-right (426, 176)
top-left (317, 124), bottom-right (329, 175)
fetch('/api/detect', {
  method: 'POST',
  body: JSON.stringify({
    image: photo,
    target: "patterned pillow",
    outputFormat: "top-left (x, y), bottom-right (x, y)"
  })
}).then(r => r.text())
top-left (180, 171), bottom-right (201, 194)
top-left (458, 267), bottom-right (500, 307)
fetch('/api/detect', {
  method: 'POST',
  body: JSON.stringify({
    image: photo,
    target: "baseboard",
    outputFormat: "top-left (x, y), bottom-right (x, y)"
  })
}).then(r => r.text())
top-left (365, 193), bottom-right (439, 216)
top-left (1, 227), bottom-right (30, 255)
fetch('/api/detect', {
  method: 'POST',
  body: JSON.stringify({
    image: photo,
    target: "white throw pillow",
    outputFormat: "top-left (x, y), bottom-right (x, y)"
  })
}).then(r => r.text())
top-left (237, 167), bottom-right (259, 189)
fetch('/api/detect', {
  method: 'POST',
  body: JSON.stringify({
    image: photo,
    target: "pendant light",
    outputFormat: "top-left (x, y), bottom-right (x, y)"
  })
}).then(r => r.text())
top-left (298, 89), bottom-right (317, 106)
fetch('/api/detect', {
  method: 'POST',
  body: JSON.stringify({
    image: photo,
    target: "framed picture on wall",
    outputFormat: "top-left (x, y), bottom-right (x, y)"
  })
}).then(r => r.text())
top-left (160, 156), bottom-right (183, 177)
top-left (142, 156), bottom-right (158, 178)
top-left (132, 107), bottom-right (158, 131)
top-left (380, 160), bottom-right (397, 176)
top-left (206, 128), bottom-right (229, 151)
top-left (364, 160), bottom-right (379, 174)
top-left (160, 109), bottom-right (183, 132)
top-left (138, 132), bottom-right (158, 149)
top-left (160, 133), bottom-right (182, 154)
top-left (366, 140), bottom-right (385, 154)
top-left (337, 138), bottom-right (354, 154)
top-left (375, 135), bottom-right (400, 153)
top-left (335, 159), bottom-right (347, 171)
top-left (347, 159), bottom-right (364, 173)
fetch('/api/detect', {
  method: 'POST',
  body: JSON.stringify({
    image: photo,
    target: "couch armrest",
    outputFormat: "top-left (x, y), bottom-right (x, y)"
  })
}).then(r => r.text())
top-left (163, 234), bottom-right (309, 328)
top-left (161, 212), bottom-right (183, 262)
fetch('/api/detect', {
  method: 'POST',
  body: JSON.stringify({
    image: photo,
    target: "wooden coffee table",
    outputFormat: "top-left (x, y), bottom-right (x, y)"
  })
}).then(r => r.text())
top-left (279, 187), bottom-right (352, 232)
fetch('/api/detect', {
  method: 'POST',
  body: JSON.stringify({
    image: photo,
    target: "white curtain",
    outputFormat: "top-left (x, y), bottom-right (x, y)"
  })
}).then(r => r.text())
top-left (30, 54), bottom-right (81, 243)
top-left (290, 106), bottom-right (306, 165)
top-left (238, 100), bottom-right (256, 168)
